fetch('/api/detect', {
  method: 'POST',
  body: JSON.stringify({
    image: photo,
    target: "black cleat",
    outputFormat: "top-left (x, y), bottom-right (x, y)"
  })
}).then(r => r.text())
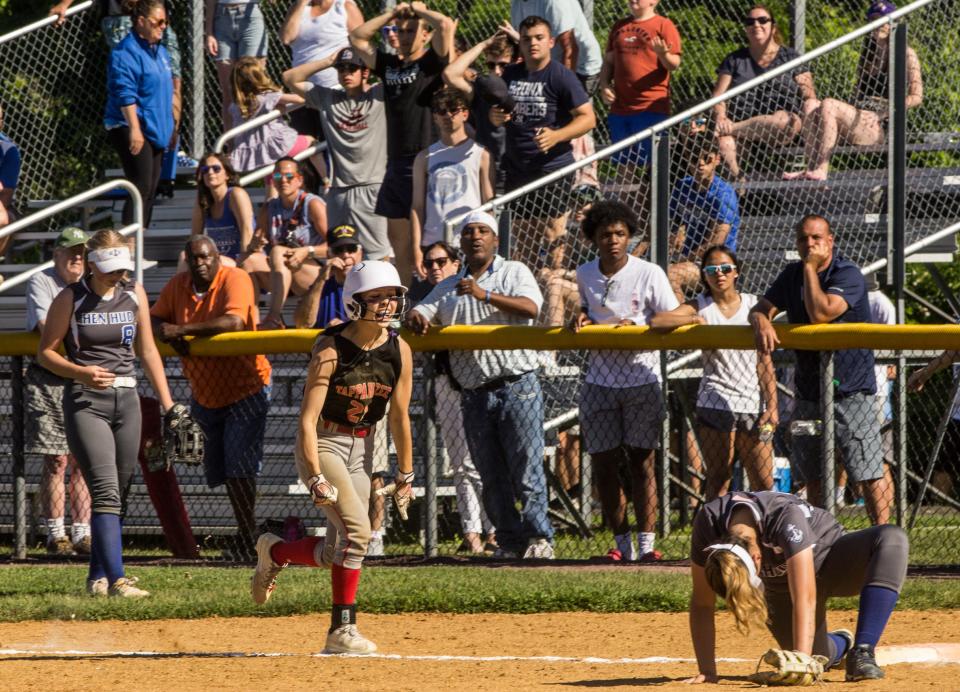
top-left (846, 643), bottom-right (884, 681)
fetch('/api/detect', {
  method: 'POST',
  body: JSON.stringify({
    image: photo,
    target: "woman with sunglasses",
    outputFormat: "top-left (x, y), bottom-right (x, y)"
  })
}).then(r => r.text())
top-left (38, 229), bottom-right (182, 598)
top-left (712, 4), bottom-right (817, 182)
top-left (785, 0), bottom-right (922, 181)
top-left (651, 245), bottom-right (775, 501)
top-left (103, 0), bottom-right (175, 229)
top-left (191, 152), bottom-right (268, 282)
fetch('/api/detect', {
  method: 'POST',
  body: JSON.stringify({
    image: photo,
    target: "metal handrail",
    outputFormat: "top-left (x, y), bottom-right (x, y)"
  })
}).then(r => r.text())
top-left (0, 1), bottom-right (93, 46)
top-left (237, 142), bottom-right (328, 187)
top-left (0, 180), bottom-right (144, 291)
top-left (444, 0), bottom-right (938, 234)
top-left (213, 104), bottom-right (304, 154)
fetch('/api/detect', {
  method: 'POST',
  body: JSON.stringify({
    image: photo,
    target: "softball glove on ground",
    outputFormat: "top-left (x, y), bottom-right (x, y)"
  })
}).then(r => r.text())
top-left (156, 403), bottom-right (205, 470)
top-left (749, 649), bottom-right (828, 686)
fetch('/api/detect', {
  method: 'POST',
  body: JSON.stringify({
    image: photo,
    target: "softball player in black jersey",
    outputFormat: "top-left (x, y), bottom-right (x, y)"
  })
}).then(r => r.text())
top-left (686, 491), bottom-right (908, 683)
top-left (38, 229), bottom-right (179, 598)
top-left (251, 260), bottom-right (414, 655)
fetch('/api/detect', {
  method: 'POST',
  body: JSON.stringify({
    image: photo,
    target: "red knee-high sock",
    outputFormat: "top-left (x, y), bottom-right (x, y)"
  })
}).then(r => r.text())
top-left (331, 563), bottom-right (361, 604)
top-left (270, 537), bottom-right (322, 566)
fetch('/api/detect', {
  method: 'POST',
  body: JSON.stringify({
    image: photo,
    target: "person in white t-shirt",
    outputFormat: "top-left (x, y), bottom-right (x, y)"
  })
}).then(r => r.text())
top-left (573, 200), bottom-right (677, 561)
top-left (651, 245), bottom-right (775, 500)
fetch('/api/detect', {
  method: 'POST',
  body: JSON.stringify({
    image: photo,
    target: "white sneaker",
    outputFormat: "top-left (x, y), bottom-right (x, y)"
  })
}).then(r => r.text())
top-left (250, 533), bottom-right (286, 605)
top-left (108, 576), bottom-right (149, 598)
top-left (523, 538), bottom-right (555, 560)
top-left (324, 624), bottom-right (378, 654)
top-left (835, 487), bottom-right (847, 508)
top-left (366, 533), bottom-right (384, 557)
top-left (86, 577), bottom-right (108, 597)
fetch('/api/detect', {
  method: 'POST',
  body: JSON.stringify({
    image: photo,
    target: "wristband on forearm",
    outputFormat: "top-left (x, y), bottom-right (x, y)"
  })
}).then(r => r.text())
top-left (397, 470), bottom-right (415, 485)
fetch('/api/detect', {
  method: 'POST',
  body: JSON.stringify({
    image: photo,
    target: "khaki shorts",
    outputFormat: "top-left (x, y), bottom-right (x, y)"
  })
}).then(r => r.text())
top-left (24, 364), bottom-right (70, 456)
top-left (791, 393), bottom-right (885, 483)
top-left (580, 382), bottom-right (665, 454)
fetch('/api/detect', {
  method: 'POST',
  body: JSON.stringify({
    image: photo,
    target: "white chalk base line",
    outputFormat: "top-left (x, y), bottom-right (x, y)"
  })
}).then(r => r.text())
top-left (0, 644), bottom-right (958, 666)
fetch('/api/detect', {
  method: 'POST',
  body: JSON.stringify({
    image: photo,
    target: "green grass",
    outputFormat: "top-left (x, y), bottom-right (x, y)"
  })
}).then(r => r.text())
top-left (1, 565), bottom-right (959, 623)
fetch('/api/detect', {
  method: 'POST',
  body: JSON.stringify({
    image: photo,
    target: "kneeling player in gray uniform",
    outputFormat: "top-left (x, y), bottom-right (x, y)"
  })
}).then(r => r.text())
top-left (687, 491), bottom-right (908, 683)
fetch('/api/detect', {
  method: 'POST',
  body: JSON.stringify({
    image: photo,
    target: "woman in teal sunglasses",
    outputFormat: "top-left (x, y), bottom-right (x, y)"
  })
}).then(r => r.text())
top-left (651, 244), bottom-right (775, 500)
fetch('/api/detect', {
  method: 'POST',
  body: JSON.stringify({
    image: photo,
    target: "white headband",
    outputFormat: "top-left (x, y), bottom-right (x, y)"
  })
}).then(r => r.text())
top-left (88, 246), bottom-right (134, 273)
top-left (706, 543), bottom-right (763, 590)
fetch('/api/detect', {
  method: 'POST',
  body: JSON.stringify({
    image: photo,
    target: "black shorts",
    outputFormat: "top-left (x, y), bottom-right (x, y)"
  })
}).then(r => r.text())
top-left (505, 172), bottom-right (574, 220)
top-left (375, 155), bottom-right (417, 219)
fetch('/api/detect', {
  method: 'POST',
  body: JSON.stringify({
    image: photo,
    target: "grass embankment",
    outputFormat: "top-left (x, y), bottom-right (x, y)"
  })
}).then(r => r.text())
top-left (1, 565), bottom-right (959, 622)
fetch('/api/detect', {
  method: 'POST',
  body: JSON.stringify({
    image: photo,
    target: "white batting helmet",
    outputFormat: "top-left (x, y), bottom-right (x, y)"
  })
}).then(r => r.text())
top-left (342, 261), bottom-right (409, 321)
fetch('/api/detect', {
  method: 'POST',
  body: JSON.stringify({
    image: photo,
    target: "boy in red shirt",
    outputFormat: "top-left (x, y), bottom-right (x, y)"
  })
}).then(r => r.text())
top-left (600, 0), bottom-right (681, 177)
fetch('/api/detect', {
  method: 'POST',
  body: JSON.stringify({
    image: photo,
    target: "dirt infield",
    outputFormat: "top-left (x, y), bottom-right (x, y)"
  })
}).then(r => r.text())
top-left (0, 611), bottom-right (957, 690)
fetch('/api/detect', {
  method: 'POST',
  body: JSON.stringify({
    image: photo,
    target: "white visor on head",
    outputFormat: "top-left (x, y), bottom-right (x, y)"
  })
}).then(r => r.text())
top-left (89, 246), bottom-right (134, 273)
top-left (706, 543), bottom-right (764, 591)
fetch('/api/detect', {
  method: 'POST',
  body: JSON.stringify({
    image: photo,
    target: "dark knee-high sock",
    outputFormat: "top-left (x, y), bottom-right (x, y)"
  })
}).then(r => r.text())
top-left (855, 585), bottom-right (899, 647)
top-left (91, 512), bottom-right (124, 584)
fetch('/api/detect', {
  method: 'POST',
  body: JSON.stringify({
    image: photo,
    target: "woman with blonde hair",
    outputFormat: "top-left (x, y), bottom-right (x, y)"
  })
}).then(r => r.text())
top-left (687, 490), bottom-right (908, 683)
top-left (227, 57), bottom-right (326, 186)
top-left (38, 229), bottom-right (188, 598)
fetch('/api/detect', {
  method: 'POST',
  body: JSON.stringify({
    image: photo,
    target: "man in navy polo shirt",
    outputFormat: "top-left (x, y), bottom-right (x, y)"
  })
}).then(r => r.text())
top-left (749, 214), bottom-right (891, 525)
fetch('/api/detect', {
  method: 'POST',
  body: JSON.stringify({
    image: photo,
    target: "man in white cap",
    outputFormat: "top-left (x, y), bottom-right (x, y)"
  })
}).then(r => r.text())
top-left (406, 210), bottom-right (554, 560)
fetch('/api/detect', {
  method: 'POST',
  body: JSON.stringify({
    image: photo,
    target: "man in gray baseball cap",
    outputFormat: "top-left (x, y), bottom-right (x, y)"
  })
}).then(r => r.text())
top-left (25, 225), bottom-right (92, 556)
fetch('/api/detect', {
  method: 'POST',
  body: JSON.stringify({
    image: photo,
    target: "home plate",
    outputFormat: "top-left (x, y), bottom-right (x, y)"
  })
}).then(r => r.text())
top-left (877, 643), bottom-right (960, 665)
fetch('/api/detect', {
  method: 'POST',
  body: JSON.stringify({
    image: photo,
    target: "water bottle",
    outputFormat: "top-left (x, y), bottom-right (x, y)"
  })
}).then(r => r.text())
top-left (773, 457), bottom-right (792, 493)
top-left (789, 420), bottom-right (823, 437)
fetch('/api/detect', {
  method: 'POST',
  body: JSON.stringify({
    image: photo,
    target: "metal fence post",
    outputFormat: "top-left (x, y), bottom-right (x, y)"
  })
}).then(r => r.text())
top-left (651, 132), bottom-right (671, 537)
top-left (820, 351), bottom-right (836, 515)
top-left (191, 0), bottom-right (206, 157)
top-left (11, 356), bottom-right (26, 559)
top-left (792, 0), bottom-right (807, 52)
top-left (421, 357), bottom-right (438, 558)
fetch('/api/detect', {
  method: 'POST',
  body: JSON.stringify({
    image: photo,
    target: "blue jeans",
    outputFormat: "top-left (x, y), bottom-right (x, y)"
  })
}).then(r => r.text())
top-left (461, 371), bottom-right (553, 552)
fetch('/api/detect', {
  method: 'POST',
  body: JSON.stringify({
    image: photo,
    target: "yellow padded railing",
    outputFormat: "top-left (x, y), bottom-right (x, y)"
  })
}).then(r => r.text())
top-left (4, 324), bottom-right (960, 358)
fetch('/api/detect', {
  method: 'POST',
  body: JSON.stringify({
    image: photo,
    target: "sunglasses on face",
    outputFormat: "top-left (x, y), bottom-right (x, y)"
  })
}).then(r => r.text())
top-left (200, 164), bottom-right (222, 174)
top-left (485, 60), bottom-right (511, 71)
top-left (423, 256), bottom-right (450, 269)
top-left (332, 244), bottom-right (360, 255)
top-left (382, 25), bottom-right (399, 34)
top-left (703, 263), bottom-right (735, 276)
top-left (742, 16), bottom-right (773, 26)
top-left (273, 172), bottom-right (298, 182)
top-left (433, 107), bottom-right (465, 116)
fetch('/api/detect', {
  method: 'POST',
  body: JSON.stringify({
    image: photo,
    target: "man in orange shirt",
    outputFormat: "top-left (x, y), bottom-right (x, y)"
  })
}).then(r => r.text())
top-left (151, 236), bottom-right (272, 561)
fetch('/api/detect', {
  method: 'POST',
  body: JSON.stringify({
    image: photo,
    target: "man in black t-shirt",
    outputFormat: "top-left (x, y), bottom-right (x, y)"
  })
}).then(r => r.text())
top-left (490, 16), bottom-right (595, 267)
top-left (350, 1), bottom-right (454, 286)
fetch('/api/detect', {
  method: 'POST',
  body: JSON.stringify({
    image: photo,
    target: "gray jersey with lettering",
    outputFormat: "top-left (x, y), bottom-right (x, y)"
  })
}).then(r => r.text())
top-left (691, 491), bottom-right (845, 592)
top-left (65, 278), bottom-right (139, 377)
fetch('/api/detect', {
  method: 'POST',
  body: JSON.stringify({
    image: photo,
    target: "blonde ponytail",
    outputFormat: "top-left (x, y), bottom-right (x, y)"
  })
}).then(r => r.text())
top-left (704, 548), bottom-right (768, 635)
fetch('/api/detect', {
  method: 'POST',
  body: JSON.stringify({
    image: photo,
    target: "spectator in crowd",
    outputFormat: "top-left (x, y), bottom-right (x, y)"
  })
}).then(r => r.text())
top-left (749, 214), bottom-right (892, 525)
top-left (38, 229), bottom-right (179, 598)
top-left (406, 211), bottom-right (553, 559)
top-left (0, 104), bottom-right (20, 260)
top-left (786, 0), bottom-right (923, 181)
top-left (442, 32), bottom-right (521, 189)
top-left (49, 1), bottom-right (188, 199)
top-left (491, 16), bottom-right (596, 267)
top-left (258, 157), bottom-right (328, 329)
top-left (411, 88), bottom-right (495, 279)
top-left (424, 240), bottom-right (497, 553)
top-left (25, 228), bottom-right (93, 556)
top-left (191, 152), bottom-right (262, 278)
top-left (227, 57), bottom-right (327, 185)
top-left (295, 223), bottom-right (363, 329)
top-left (151, 236), bottom-right (272, 560)
top-left (599, 0), bottom-right (682, 177)
top-left (205, 0), bottom-right (271, 128)
top-left (651, 245), bottom-right (775, 501)
top-left (103, 0), bottom-right (175, 229)
top-left (712, 4), bottom-right (817, 182)
top-left (350, 1), bottom-right (455, 284)
top-left (280, 0), bottom-right (364, 140)
top-left (667, 133), bottom-right (741, 299)
top-left (572, 201), bottom-right (677, 561)
top-left (283, 47), bottom-right (391, 260)
top-left (510, 0), bottom-right (603, 94)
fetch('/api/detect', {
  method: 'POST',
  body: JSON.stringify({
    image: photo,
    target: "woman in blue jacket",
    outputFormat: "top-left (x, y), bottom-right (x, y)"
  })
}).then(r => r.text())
top-left (104, 0), bottom-right (174, 228)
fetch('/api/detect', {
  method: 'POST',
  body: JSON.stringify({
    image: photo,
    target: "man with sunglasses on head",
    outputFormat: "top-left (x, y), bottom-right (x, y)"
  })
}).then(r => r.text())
top-left (283, 47), bottom-right (391, 264)
top-left (350, 2), bottom-right (455, 285)
top-left (665, 131), bottom-right (740, 300)
top-left (257, 157), bottom-right (328, 330)
top-left (411, 88), bottom-right (495, 281)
